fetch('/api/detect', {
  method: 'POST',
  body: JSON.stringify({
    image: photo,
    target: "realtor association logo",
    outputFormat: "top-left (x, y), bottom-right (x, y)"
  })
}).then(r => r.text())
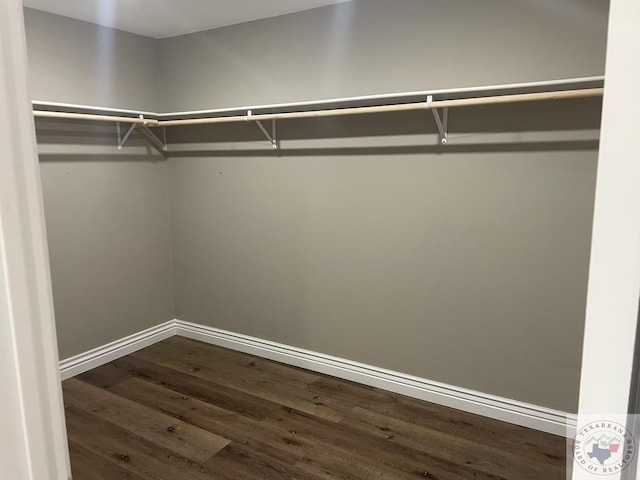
top-left (574, 421), bottom-right (636, 475)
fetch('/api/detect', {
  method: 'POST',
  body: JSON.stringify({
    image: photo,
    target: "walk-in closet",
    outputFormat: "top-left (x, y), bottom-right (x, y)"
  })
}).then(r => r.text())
top-left (2, 1), bottom-right (640, 479)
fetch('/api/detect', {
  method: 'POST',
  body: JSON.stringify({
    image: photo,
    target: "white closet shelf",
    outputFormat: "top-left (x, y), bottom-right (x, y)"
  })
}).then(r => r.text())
top-left (157, 76), bottom-right (603, 119)
top-left (32, 76), bottom-right (604, 149)
top-left (32, 76), bottom-right (603, 122)
top-left (157, 87), bottom-right (602, 125)
top-left (33, 110), bottom-right (158, 125)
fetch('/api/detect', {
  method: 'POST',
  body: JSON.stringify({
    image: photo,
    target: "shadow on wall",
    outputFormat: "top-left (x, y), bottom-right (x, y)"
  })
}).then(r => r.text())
top-left (34, 118), bottom-right (165, 161)
top-left (166, 143), bottom-right (598, 157)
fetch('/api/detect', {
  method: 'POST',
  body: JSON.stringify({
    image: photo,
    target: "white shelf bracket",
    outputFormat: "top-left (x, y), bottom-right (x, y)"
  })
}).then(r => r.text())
top-left (116, 121), bottom-right (136, 150)
top-left (247, 110), bottom-right (278, 149)
top-left (117, 115), bottom-right (168, 155)
top-left (426, 95), bottom-right (448, 145)
top-left (138, 125), bottom-right (169, 155)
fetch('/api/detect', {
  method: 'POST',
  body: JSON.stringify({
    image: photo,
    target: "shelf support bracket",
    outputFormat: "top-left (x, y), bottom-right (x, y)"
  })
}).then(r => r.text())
top-left (138, 126), bottom-right (169, 156)
top-left (116, 122), bottom-right (136, 150)
top-left (117, 115), bottom-right (158, 151)
top-left (426, 96), bottom-right (448, 145)
top-left (247, 110), bottom-right (278, 149)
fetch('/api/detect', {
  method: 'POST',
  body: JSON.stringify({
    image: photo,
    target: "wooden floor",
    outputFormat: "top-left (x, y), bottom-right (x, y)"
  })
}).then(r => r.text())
top-left (63, 336), bottom-right (568, 479)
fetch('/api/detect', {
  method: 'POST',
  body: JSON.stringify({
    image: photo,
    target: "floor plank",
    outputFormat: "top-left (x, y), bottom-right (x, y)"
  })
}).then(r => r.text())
top-left (105, 376), bottom-right (356, 477)
top-left (205, 441), bottom-right (327, 480)
top-left (263, 405), bottom-right (508, 480)
top-left (64, 378), bottom-right (229, 462)
top-left (308, 375), bottom-right (567, 462)
top-left (65, 407), bottom-right (228, 480)
top-left (132, 342), bottom-right (348, 422)
top-left (64, 336), bottom-right (569, 479)
top-left (340, 406), bottom-right (563, 479)
top-left (86, 354), bottom-right (281, 421)
top-left (68, 440), bottom-right (146, 480)
top-left (76, 362), bottom-right (131, 390)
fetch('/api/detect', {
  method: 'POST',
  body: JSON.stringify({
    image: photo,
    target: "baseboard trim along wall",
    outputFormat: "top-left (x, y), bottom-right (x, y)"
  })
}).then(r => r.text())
top-left (59, 319), bottom-right (576, 436)
top-left (59, 321), bottom-right (176, 380)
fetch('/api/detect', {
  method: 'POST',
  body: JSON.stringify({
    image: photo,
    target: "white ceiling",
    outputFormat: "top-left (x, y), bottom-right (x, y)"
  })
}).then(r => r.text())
top-left (23, 0), bottom-right (351, 39)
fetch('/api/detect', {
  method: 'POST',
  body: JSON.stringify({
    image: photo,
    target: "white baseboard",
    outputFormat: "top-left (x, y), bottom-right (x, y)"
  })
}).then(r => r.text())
top-left (59, 320), bottom-right (176, 380)
top-left (59, 318), bottom-right (575, 436)
top-left (174, 319), bottom-right (575, 437)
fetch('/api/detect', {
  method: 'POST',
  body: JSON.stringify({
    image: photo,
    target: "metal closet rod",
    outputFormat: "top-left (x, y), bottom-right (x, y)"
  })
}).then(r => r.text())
top-left (31, 87), bottom-right (603, 127)
top-left (156, 88), bottom-right (603, 127)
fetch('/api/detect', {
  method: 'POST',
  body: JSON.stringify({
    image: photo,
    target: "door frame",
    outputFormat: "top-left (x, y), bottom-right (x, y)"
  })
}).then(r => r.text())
top-left (0, 1), bottom-right (70, 478)
top-left (574, 0), bottom-right (640, 479)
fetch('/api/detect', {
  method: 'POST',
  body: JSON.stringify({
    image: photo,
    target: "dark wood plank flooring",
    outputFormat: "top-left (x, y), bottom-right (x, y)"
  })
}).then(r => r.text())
top-left (63, 336), bottom-right (568, 479)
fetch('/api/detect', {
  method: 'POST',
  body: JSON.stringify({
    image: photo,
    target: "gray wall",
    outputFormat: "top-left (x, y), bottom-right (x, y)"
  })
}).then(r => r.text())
top-left (167, 102), bottom-right (601, 413)
top-left (158, 0), bottom-right (608, 111)
top-left (24, 10), bottom-right (173, 358)
top-left (24, 8), bottom-right (159, 111)
top-left (163, 0), bottom-right (608, 412)
top-left (170, 150), bottom-right (596, 411)
top-left (35, 122), bottom-right (175, 359)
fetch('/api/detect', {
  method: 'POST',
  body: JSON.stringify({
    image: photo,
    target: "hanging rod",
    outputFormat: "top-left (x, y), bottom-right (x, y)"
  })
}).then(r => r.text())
top-left (33, 110), bottom-right (159, 125)
top-left (157, 76), bottom-right (603, 118)
top-left (155, 88), bottom-right (603, 127)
